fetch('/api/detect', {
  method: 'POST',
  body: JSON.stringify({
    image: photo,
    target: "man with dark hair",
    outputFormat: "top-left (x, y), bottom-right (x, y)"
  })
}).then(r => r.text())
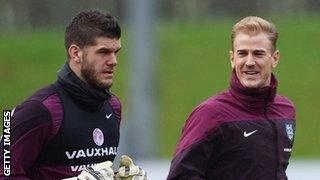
top-left (0, 10), bottom-right (145, 179)
top-left (167, 16), bottom-right (296, 179)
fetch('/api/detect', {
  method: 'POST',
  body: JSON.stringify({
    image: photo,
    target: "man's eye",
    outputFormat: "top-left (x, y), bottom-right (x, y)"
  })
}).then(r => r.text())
top-left (255, 53), bottom-right (265, 57)
top-left (99, 51), bottom-right (110, 55)
top-left (238, 52), bottom-right (246, 57)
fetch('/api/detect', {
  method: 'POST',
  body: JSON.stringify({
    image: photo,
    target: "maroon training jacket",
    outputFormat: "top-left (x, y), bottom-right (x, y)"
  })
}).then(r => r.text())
top-left (167, 72), bottom-right (296, 180)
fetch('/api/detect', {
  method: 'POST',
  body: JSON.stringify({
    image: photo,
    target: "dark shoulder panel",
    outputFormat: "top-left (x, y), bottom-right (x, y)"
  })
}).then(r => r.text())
top-left (11, 100), bottom-right (52, 144)
top-left (108, 93), bottom-right (122, 123)
top-left (174, 99), bottom-right (224, 156)
top-left (42, 93), bottom-right (63, 139)
top-left (26, 84), bottom-right (57, 102)
top-left (11, 84), bottom-right (62, 142)
top-left (168, 127), bottom-right (222, 180)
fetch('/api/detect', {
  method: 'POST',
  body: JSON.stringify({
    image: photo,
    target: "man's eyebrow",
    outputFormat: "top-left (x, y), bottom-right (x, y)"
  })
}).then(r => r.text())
top-left (236, 49), bottom-right (266, 53)
top-left (97, 47), bottom-right (122, 52)
top-left (253, 49), bottom-right (267, 53)
top-left (236, 49), bottom-right (247, 53)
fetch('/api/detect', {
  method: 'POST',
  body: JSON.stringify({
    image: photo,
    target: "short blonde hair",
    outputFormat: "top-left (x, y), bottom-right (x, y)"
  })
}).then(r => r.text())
top-left (231, 16), bottom-right (278, 51)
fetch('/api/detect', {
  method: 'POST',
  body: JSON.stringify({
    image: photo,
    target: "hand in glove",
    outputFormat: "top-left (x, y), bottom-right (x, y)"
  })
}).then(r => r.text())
top-left (115, 155), bottom-right (147, 180)
top-left (63, 161), bottom-right (115, 180)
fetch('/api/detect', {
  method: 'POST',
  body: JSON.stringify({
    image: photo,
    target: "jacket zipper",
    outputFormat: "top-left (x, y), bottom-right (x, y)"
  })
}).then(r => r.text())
top-left (264, 93), bottom-right (279, 180)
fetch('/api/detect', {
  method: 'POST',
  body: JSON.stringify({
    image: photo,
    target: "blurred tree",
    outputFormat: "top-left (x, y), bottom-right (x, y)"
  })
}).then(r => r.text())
top-left (48, 0), bottom-right (76, 28)
top-left (8, 0), bottom-right (31, 29)
top-left (0, 0), bottom-right (17, 31)
top-left (209, 0), bottom-right (271, 16)
top-left (306, 0), bottom-right (320, 12)
top-left (161, 0), bottom-right (174, 19)
top-left (28, 0), bottom-right (51, 28)
top-left (1, 0), bottom-right (120, 30)
top-left (114, 0), bottom-right (125, 20)
top-left (0, 0), bottom-right (319, 30)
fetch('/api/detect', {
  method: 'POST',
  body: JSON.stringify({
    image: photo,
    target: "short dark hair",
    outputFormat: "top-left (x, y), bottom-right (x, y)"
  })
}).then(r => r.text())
top-left (65, 10), bottom-right (121, 55)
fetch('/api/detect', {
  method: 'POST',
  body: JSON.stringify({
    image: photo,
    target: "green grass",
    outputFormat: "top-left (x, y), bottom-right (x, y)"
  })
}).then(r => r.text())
top-left (1, 17), bottom-right (319, 159)
top-left (0, 31), bottom-right (65, 110)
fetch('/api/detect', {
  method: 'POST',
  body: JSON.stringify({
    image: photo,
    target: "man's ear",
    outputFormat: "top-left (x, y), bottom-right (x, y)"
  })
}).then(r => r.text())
top-left (272, 50), bottom-right (280, 68)
top-left (68, 44), bottom-right (82, 63)
top-left (230, 50), bottom-right (235, 69)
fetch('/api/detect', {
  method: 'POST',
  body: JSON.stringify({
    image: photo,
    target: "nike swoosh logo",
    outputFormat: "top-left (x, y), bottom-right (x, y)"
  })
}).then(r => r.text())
top-left (243, 130), bottom-right (258, 137)
top-left (106, 113), bottom-right (113, 119)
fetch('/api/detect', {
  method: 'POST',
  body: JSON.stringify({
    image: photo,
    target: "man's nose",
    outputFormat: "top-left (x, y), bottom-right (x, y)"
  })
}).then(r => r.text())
top-left (107, 53), bottom-right (117, 66)
top-left (245, 54), bottom-right (255, 66)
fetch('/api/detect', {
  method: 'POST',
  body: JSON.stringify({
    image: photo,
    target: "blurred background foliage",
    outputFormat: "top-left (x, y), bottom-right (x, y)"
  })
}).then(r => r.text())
top-left (0, 0), bottom-right (319, 159)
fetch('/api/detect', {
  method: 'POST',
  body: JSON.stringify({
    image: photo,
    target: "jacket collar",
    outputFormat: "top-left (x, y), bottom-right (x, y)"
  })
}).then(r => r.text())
top-left (229, 69), bottom-right (277, 111)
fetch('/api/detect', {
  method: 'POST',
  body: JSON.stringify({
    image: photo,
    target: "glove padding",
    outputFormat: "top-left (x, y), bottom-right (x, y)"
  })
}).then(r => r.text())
top-left (77, 161), bottom-right (115, 180)
top-left (115, 155), bottom-right (147, 180)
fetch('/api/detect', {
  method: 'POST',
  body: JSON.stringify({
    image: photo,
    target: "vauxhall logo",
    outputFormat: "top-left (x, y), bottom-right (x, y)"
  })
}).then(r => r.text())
top-left (65, 146), bottom-right (117, 159)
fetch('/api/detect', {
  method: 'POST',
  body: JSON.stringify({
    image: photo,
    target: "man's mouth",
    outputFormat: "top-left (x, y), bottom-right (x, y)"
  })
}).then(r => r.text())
top-left (244, 71), bottom-right (259, 75)
top-left (101, 70), bottom-right (114, 77)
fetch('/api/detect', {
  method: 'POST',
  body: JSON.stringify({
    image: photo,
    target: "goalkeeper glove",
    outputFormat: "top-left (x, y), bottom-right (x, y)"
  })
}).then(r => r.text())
top-left (63, 161), bottom-right (115, 180)
top-left (115, 155), bottom-right (147, 180)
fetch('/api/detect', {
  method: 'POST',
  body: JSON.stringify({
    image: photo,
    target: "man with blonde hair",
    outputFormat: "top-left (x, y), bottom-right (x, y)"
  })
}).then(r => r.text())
top-left (167, 16), bottom-right (296, 179)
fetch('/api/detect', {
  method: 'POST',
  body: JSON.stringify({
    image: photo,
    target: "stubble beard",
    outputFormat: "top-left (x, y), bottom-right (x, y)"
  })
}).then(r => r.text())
top-left (81, 58), bottom-right (112, 90)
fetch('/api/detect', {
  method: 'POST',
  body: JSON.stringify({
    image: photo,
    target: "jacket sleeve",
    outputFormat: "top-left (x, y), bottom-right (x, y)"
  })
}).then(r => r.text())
top-left (0, 100), bottom-right (53, 179)
top-left (167, 103), bottom-right (222, 180)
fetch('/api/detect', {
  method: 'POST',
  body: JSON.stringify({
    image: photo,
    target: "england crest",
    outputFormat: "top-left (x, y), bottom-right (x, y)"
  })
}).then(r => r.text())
top-left (93, 128), bottom-right (104, 146)
top-left (285, 123), bottom-right (294, 141)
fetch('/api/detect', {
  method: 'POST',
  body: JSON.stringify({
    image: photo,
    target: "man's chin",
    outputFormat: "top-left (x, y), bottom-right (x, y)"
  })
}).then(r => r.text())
top-left (87, 79), bottom-right (112, 90)
top-left (241, 80), bottom-right (261, 89)
top-left (98, 80), bottom-right (113, 89)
